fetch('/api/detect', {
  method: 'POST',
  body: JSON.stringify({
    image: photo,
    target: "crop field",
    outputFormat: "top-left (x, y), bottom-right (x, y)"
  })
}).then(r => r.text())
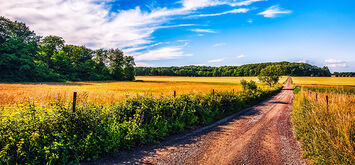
top-left (292, 77), bottom-right (355, 86)
top-left (291, 77), bottom-right (355, 164)
top-left (0, 76), bottom-right (287, 106)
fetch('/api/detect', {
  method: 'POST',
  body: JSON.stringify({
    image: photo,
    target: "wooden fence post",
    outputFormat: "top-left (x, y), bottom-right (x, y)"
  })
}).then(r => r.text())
top-left (316, 93), bottom-right (318, 101)
top-left (326, 95), bottom-right (329, 111)
top-left (212, 89), bottom-right (215, 96)
top-left (232, 89), bottom-right (234, 94)
top-left (174, 90), bottom-right (176, 97)
top-left (72, 92), bottom-right (77, 113)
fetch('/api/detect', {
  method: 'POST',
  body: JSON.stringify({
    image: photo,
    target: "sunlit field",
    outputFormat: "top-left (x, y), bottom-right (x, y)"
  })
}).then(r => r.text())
top-left (0, 76), bottom-right (287, 106)
top-left (292, 87), bottom-right (354, 164)
top-left (291, 77), bottom-right (354, 164)
top-left (292, 77), bottom-right (355, 86)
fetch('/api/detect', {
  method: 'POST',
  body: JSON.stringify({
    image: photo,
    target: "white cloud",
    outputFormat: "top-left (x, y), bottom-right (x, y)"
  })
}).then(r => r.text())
top-left (213, 42), bottom-right (227, 47)
top-left (181, 0), bottom-right (264, 9)
top-left (237, 54), bottom-right (245, 58)
top-left (190, 64), bottom-right (206, 66)
top-left (0, 0), bottom-right (263, 62)
top-left (191, 8), bottom-right (249, 17)
top-left (258, 5), bottom-right (292, 18)
top-left (248, 19), bottom-right (253, 23)
top-left (0, 0), bottom-right (192, 50)
top-left (208, 58), bottom-right (224, 63)
top-left (190, 28), bottom-right (217, 33)
top-left (324, 59), bottom-right (347, 68)
top-left (135, 62), bottom-right (152, 67)
top-left (134, 46), bottom-right (192, 61)
top-left (297, 59), bottom-right (308, 63)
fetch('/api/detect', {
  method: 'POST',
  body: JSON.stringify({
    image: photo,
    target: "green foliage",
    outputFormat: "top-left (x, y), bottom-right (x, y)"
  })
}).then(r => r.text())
top-left (0, 16), bottom-right (135, 82)
top-left (136, 61), bottom-right (332, 77)
top-left (258, 65), bottom-right (284, 86)
top-left (333, 72), bottom-right (355, 77)
top-left (0, 86), bottom-right (282, 164)
top-left (293, 86), bottom-right (301, 94)
top-left (240, 79), bottom-right (257, 93)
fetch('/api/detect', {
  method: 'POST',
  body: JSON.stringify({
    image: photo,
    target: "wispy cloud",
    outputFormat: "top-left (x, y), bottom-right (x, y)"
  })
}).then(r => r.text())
top-left (208, 58), bottom-right (224, 63)
top-left (258, 5), bottom-right (292, 18)
top-left (324, 59), bottom-right (347, 68)
top-left (191, 28), bottom-right (217, 33)
top-left (248, 19), bottom-right (253, 23)
top-left (135, 62), bottom-right (152, 67)
top-left (181, 0), bottom-right (264, 9)
top-left (134, 46), bottom-right (192, 61)
top-left (191, 8), bottom-right (249, 17)
top-left (237, 54), bottom-right (245, 58)
top-left (213, 42), bottom-right (227, 47)
top-left (190, 64), bottom-right (206, 66)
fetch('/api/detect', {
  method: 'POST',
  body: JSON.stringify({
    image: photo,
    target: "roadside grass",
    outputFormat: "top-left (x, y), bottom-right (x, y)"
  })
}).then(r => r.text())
top-left (292, 87), bottom-right (354, 164)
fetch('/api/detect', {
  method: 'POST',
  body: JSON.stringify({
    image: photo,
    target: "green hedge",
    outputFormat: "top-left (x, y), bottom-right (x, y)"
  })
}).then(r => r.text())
top-left (0, 86), bottom-right (282, 164)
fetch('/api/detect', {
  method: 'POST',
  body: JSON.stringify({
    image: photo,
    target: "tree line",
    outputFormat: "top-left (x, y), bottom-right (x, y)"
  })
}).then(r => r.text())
top-left (333, 72), bottom-right (354, 77)
top-left (0, 16), bottom-right (135, 82)
top-left (136, 62), bottom-right (331, 77)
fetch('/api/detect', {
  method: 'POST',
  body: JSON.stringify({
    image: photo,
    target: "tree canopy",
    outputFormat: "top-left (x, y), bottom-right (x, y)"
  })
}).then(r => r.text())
top-left (136, 62), bottom-right (331, 77)
top-left (0, 16), bottom-right (135, 82)
top-left (257, 65), bottom-right (284, 86)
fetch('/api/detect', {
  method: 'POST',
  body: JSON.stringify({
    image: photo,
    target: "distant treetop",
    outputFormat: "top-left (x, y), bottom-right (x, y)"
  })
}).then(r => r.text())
top-left (136, 62), bottom-right (332, 77)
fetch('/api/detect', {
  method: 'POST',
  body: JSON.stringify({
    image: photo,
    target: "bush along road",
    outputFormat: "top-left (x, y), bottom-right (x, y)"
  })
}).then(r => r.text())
top-left (86, 78), bottom-right (305, 165)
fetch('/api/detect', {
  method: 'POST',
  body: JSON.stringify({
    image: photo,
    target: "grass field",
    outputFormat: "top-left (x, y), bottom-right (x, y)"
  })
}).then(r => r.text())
top-left (0, 76), bottom-right (287, 106)
top-left (291, 77), bottom-right (354, 164)
top-left (292, 77), bottom-right (355, 86)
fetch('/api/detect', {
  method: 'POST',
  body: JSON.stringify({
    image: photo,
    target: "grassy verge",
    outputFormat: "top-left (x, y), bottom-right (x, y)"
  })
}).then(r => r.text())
top-left (292, 88), bottom-right (354, 164)
top-left (0, 85), bottom-right (282, 164)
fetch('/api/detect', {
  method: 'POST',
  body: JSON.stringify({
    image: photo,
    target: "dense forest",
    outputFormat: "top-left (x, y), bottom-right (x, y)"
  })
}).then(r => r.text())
top-left (333, 72), bottom-right (355, 77)
top-left (136, 62), bottom-right (332, 77)
top-left (0, 16), bottom-right (135, 82)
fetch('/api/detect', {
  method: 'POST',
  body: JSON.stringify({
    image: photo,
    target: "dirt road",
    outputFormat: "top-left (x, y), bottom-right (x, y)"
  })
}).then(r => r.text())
top-left (87, 78), bottom-right (305, 165)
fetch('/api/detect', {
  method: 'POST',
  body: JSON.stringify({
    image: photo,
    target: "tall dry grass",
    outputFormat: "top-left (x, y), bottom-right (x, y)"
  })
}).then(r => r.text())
top-left (0, 78), bottom-right (247, 106)
top-left (292, 90), bottom-right (354, 164)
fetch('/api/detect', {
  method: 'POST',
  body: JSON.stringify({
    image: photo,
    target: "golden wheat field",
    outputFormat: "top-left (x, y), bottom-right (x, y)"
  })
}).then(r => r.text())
top-left (1, 76), bottom-right (283, 106)
top-left (292, 77), bottom-right (355, 86)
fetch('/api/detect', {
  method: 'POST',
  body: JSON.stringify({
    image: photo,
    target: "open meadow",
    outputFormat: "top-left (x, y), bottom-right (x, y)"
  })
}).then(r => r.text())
top-left (0, 76), bottom-right (287, 106)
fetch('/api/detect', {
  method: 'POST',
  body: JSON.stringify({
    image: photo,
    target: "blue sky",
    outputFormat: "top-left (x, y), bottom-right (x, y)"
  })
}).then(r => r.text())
top-left (1, 0), bottom-right (354, 72)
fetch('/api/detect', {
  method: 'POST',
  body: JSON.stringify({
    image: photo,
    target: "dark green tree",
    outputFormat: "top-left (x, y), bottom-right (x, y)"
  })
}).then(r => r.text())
top-left (258, 65), bottom-right (284, 86)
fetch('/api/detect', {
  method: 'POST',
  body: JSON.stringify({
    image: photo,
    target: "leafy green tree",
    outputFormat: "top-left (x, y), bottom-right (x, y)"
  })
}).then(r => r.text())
top-left (0, 17), bottom-right (40, 81)
top-left (106, 49), bottom-right (124, 80)
top-left (38, 35), bottom-right (65, 64)
top-left (240, 79), bottom-right (258, 93)
top-left (258, 65), bottom-right (284, 86)
top-left (123, 56), bottom-right (135, 81)
top-left (0, 16), bottom-right (136, 82)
